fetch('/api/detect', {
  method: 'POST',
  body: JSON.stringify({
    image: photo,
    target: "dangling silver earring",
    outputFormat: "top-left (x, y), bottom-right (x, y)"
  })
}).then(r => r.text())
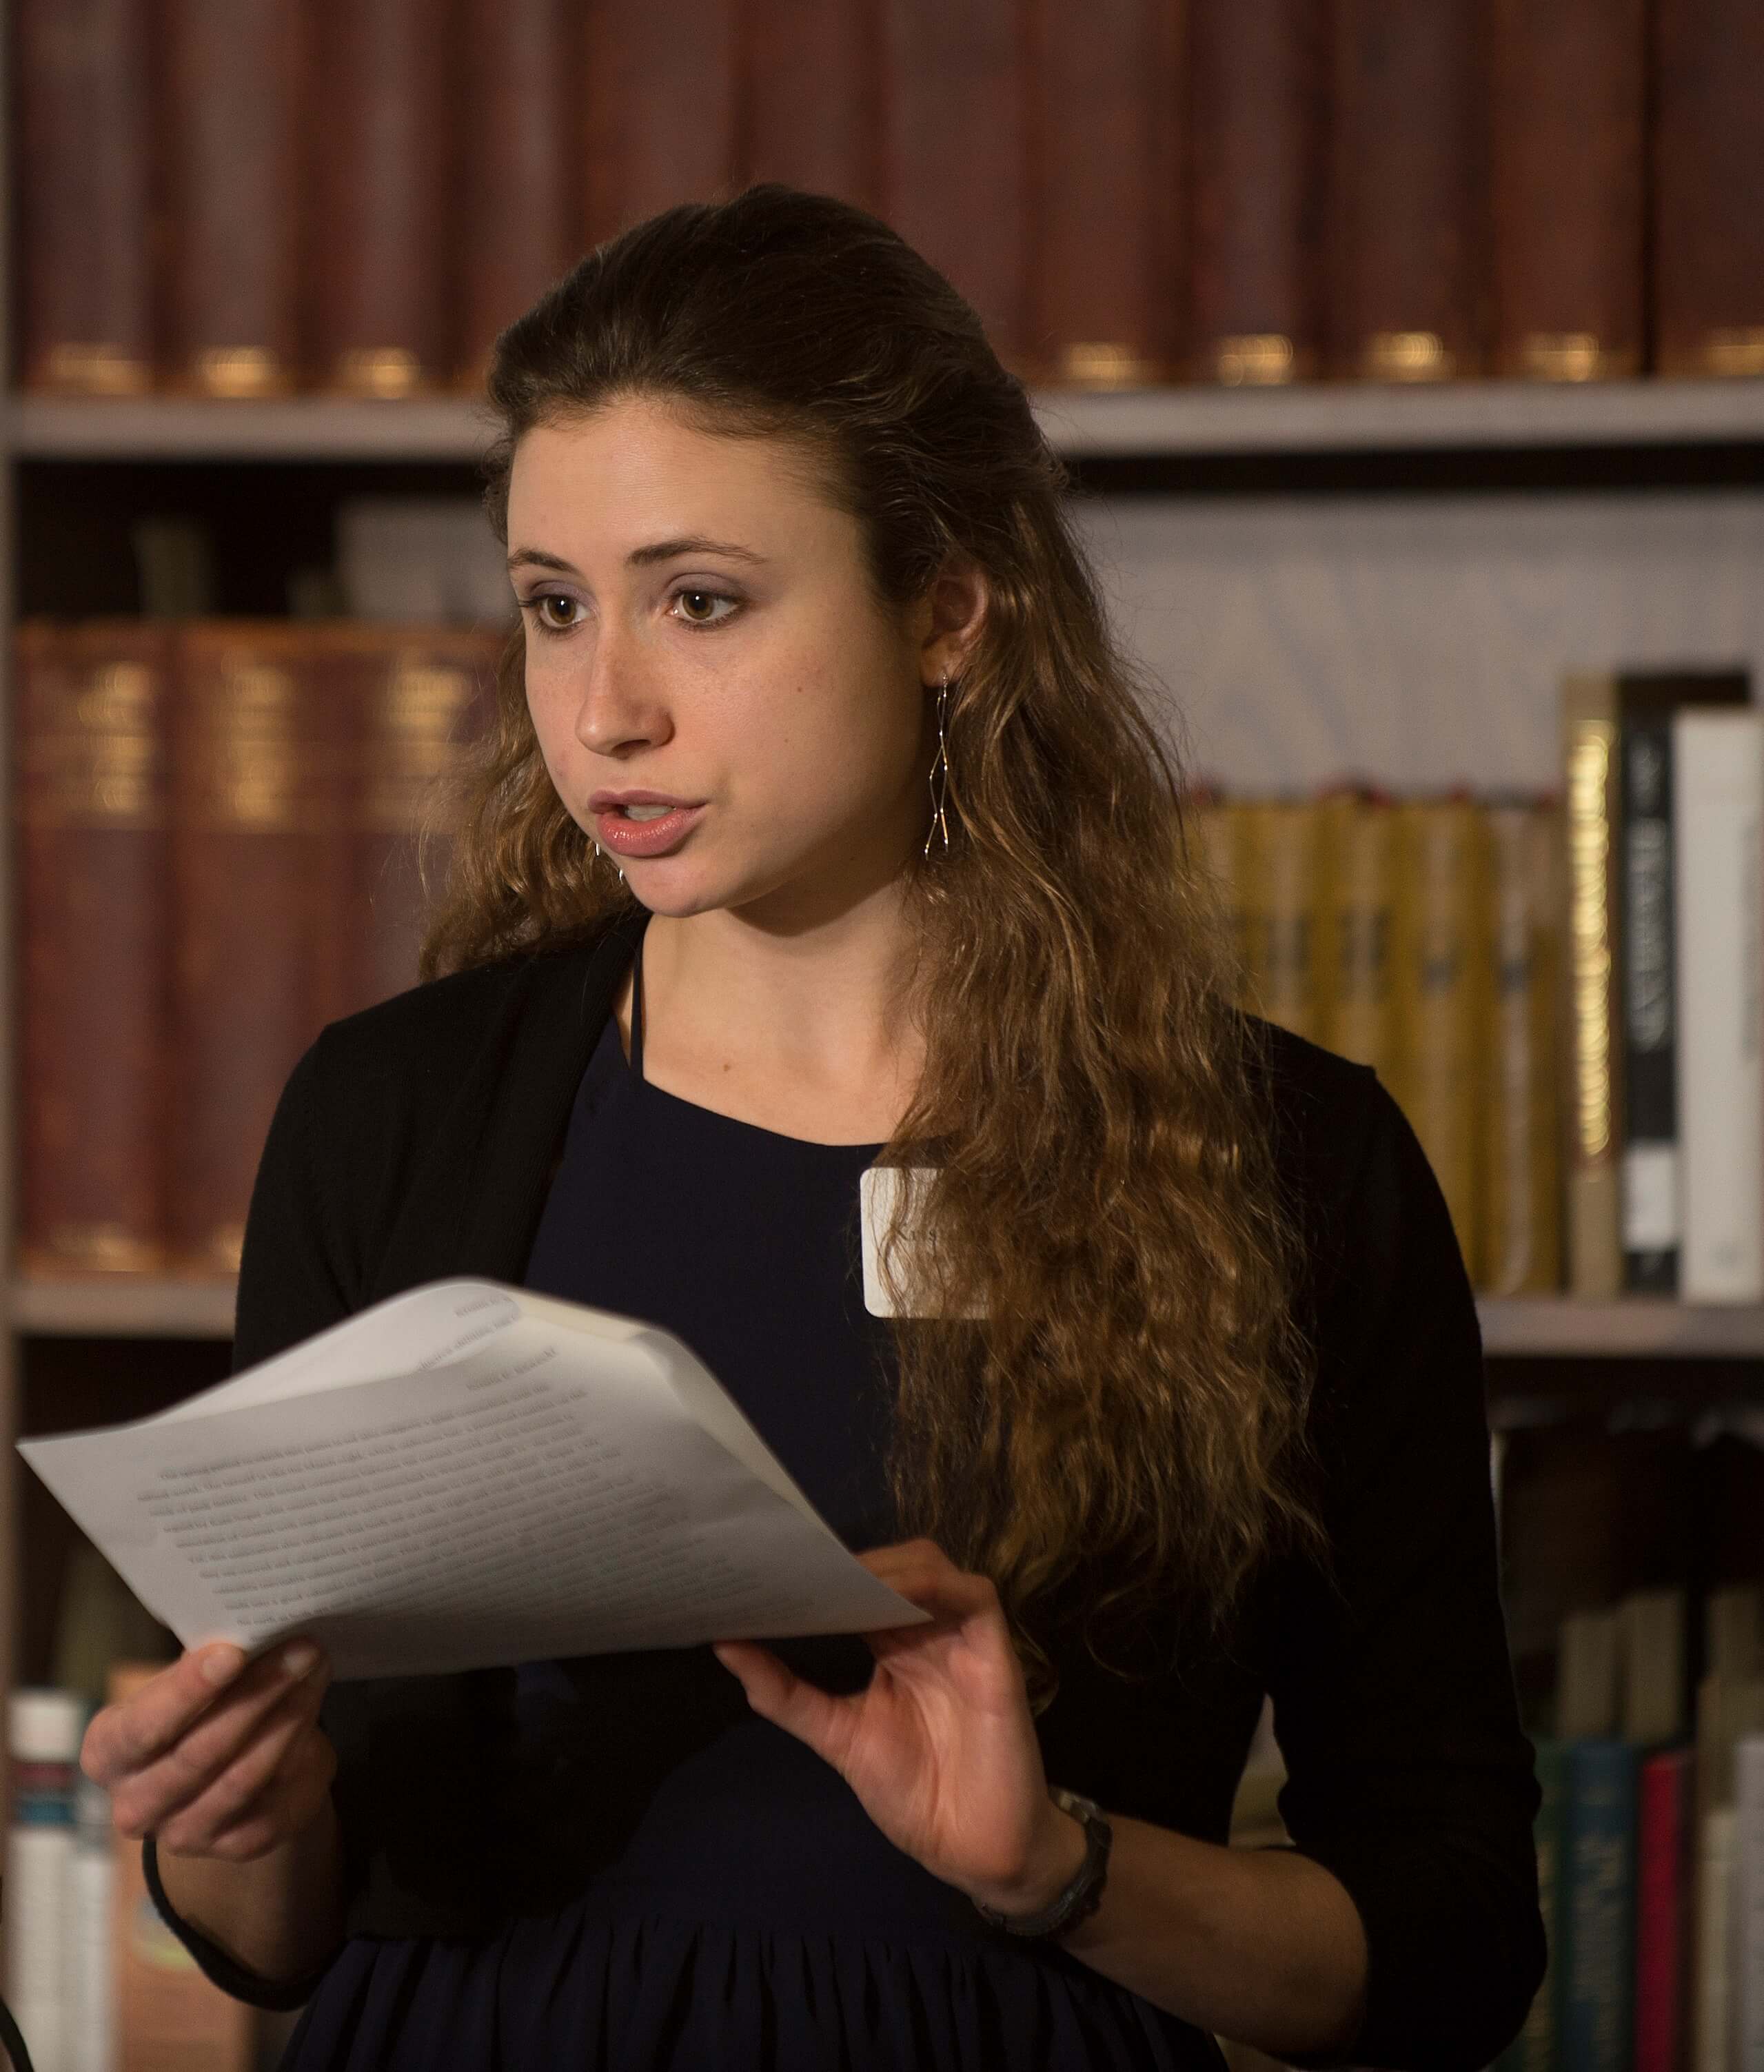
top-left (924, 676), bottom-right (951, 858)
top-left (592, 837), bottom-right (627, 886)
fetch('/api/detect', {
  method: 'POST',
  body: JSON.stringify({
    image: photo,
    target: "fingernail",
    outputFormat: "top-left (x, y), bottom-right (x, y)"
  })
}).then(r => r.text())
top-left (200, 1645), bottom-right (245, 1687)
top-left (280, 1642), bottom-right (320, 1678)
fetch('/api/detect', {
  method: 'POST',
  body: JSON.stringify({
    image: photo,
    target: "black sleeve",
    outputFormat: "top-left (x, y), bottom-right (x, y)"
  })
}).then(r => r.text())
top-left (145, 1033), bottom-right (369, 2010)
top-left (1259, 1076), bottom-right (1545, 2072)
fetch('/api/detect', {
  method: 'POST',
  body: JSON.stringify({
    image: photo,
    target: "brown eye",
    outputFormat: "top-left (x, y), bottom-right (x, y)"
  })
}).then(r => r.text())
top-left (534, 594), bottom-right (578, 630)
top-left (671, 589), bottom-right (738, 627)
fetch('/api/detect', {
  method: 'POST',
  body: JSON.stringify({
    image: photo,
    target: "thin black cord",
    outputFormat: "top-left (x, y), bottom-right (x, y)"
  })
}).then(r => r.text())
top-left (0, 1991), bottom-right (35, 2072)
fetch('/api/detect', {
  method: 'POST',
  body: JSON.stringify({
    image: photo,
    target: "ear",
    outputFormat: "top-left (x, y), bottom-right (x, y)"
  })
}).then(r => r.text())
top-left (918, 553), bottom-right (989, 686)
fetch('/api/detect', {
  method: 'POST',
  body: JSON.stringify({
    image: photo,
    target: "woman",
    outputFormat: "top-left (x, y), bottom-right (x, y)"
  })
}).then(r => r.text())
top-left (83, 185), bottom-right (1543, 2071)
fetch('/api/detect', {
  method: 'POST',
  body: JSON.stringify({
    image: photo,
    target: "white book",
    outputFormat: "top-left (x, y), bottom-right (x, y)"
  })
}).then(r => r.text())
top-left (1673, 709), bottom-right (1764, 1303)
top-left (1699, 1802), bottom-right (1738, 2072)
top-left (19, 1280), bottom-right (926, 1682)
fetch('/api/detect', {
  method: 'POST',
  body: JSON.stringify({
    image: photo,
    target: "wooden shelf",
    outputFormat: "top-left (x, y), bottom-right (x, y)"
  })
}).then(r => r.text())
top-left (12, 1277), bottom-right (236, 1338)
top-left (9, 377), bottom-right (1764, 465)
top-left (7, 1279), bottom-right (1763, 1358)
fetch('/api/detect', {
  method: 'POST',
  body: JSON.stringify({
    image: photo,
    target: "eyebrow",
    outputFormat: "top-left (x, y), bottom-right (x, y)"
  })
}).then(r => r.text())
top-left (506, 536), bottom-right (770, 575)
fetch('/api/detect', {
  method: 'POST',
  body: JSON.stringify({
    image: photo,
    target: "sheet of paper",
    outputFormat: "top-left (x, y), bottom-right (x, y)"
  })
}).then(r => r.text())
top-left (21, 1282), bottom-right (927, 1680)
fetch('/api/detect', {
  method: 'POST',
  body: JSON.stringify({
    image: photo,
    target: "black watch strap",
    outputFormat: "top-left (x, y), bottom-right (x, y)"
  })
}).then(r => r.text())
top-left (972, 1787), bottom-right (1113, 1941)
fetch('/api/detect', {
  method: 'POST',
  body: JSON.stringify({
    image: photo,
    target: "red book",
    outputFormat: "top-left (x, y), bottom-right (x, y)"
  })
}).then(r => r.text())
top-left (161, 0), bottom-right (306, 394)
top-left (582, 0), bottom-right (740, 246)
top-left (1186, 0), bottom-right (1329, 385)
top-left (14, 622), bottom-right (173, 1274)
top-left (1026, 0), bottom-right (1182, 389)
top-left (1653, 0), bottom-right (1764, 378)
top-left (458, 0), bottom-right (582, 389)
top-left (880, 0), bottom-right (1031, 375)
top-left (1491, 0), bottom-right (1645, 381)
top-left (1328, 0), bottom-right (1489, 382)
top-left (1633, 1745), bottom-right (1694, 2072)
top-left (744, 0), bottom-right (881, 214)
top-left (335, 625), bottom-right (500, 1017)
top-left (14, 0), bottom-right (154, 394)
top-left (168, 624), bottom-right (349, 1273)
top-left (308, 0), bottom-right (452, 396)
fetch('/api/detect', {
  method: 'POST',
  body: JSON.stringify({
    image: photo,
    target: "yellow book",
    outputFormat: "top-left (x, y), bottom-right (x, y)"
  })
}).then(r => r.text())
top-left (1239, 798), bottom-right (1321, 1041)
top-left (1316, 786), bottom-right (1397, 1077)
top-left (1390, 795), bottom-right (1490, 1284)
top-left (1483, 797), bottom-right (1563, 1294)
top-left (1189, 788), bottom-right (1247, 1008)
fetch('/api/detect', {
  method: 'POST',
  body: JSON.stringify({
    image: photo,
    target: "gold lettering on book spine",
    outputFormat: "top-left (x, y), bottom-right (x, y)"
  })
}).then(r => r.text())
top-left (1566, 723), bottom-right (1614, 1160)
top-left (200, 664), bottom-right (300, 829)
top-left (28, 663), bottom-right (163, 826)
top-left (365, 664), bottom-right (474, 831)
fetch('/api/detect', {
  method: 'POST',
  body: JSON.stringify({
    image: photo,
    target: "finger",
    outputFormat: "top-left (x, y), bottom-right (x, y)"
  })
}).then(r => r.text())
top-left (150, 1676), bottom-right (332, 1856)
top-left (712, 1641), bottom-right (859, 1765)
top-left (81, 1643), bottom-right (252, 1785)
top-left (156, 1715), bottom-right (336, 1865)
top-left (855, 1549), bottom-right (1000, 1625)
top-left (112, 1647), bottom-right (329, 1840)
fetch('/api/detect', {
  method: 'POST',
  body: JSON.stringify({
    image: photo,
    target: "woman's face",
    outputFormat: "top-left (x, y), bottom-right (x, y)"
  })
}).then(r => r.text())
top-left (506, 395), bottom-right (944, 925)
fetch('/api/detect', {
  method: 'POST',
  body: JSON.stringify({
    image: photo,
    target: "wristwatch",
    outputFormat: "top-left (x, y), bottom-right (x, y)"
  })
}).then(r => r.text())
top-left (972, 1787), bottom-right (1113, 1940)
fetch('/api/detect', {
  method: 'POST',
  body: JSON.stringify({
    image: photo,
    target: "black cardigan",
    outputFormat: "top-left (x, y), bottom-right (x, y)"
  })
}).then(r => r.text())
top-left (147, 906), bottom-right (1545, 2072)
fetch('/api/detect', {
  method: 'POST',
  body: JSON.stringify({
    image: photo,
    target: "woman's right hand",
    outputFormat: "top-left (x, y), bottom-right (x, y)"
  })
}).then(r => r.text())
top-left (81, 1637), bottom-right (336, 1862)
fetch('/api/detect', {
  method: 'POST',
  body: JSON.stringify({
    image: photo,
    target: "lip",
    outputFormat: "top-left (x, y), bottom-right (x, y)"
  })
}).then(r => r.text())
top-left (592, 800), bottom-right (707, 859)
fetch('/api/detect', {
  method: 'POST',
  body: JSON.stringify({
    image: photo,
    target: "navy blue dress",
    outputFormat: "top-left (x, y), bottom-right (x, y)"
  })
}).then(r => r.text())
top-left (277, 935), bottom-right (1221, 2070)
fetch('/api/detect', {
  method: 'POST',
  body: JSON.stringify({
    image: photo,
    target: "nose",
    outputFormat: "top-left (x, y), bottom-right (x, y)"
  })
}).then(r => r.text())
top-left (571, 625), bottom-right (674, 761)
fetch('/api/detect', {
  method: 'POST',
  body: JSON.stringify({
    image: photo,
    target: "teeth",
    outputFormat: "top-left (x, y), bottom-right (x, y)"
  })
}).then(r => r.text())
top-left (623, 805), bottom-right (676, 822)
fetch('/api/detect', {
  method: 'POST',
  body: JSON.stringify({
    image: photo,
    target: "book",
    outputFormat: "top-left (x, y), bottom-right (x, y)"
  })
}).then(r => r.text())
top-left (1561, 675), bottom-right (1625, 1298)
top-left (1315, 786), bottom-right (1396, 1077)
top-left (161, 0), bottom-right (305, 396)
top-left (744, 0), bottom-right (881, 215)
top-left (1653, 0), bottom-right (1764, 378)
top-left (6, 1689), bottom-right (84, 2072)
top-left (1184, 0), bottom-right (1328, 387)
top-left (1026, 0), bottom-right (1182, 389)
top-left (21, 1281), bottom-right (929, 1682)
top-left (14, 0), bottom-right (153, 394)
top-left (1390, 795), bottom-right (1489, 1286)
top-left (168, 622), bottom-right (349, 1273)
top-left (1559, 1737), bottom-right (1639, 2072)
top-left (309, 0), bottom-right (451, 396)
top-left (1327, 0), bottom-right (1488, 382)
top-left (1238, 798), bottom-right (1321, 1043)
top-left (1634, 1746), bottom-right (1694, 2072)
top-left (458, 0), bottom-right (582, 390)
top-left (1490, 0), bottom-right (1645, 382)
top-left (582, 0), bottom-right (740, 245)
top-left (1483, 796), bottom-right (1561, 1295)
top-left (1672, 708), bottom-right (1764, 1302)
top-left (14, 621), bottom-right (174, 1275)
top-left (880, 0), bottom-right (1031, 374)
top-left (1735, 1734), bottom-right (1764, 2069)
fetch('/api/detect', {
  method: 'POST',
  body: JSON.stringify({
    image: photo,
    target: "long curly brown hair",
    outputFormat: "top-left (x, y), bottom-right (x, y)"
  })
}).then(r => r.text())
top-left (423, 185), bottom-right (1330, 1694)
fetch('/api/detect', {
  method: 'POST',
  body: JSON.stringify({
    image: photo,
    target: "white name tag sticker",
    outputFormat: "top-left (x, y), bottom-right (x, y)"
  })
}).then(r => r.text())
top-left (859, 1167), bottom-right (986, 1319)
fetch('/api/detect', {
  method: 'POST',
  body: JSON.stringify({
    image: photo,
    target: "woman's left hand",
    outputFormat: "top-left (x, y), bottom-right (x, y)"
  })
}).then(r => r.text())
top-left (712, 1538), bottom-right (1086, 1915)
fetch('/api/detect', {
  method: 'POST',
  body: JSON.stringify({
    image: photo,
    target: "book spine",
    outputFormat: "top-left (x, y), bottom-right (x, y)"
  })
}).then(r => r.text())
top-left (582, 0), bottom-right (740, 245)
top-left (1561, 1737), bottom-right (1639, 2072)
top-left (67, 1775), bottom-right (118, 2072)
top-left (458, 0), bottom-right (582, 389)
top-left (1485, 800), bottom-right (1561, 1296)
top-left (1317, 792), bottom-right (1397, 1077)
top-left (342, 629), bottom-right (498, 1015)
top-left (310, 0), bottom-right (452, 396)
top-left (1026, 0), bottom-right (1182, 389)
top-left (1391, 797), bottom-right (1489, 1286)
top-left (1512, 1735), bottom-right (1570, 2072)
top-left (1621, 715), bottom-right (1681, 1294)
top-left (15, 622), bottom-right (172, 1274)
top-left (1634, 1746), bottom-right (1694, 2072)
top-left (1695, 1802), bottom-right (1737, 2072)
top-left (1240, 800), bottom-right (1321, 1043)
top-left (169, 626), bottom-right (346, 1272)
top-left (1185, 0), bottom-right (1328, 386)
top-left (1734, 1734), bottom-right (1764, 2067)
top-left (1490, 0), bottom-right (1646, 381)
top-left (1193, 793), bottom-right (1248, 1008)
top-left (1561, 676), bottom-right (1624, 1299)
top-left (744, 0), bottom-right (881, 213)
top-left (1672, 709), bottom-right (1764, 1302)
top-left (880, 0), bottom-right (1031, 374)
top-left (6, 1691), bottom-right (82, 2072)
top-left (1653, 0), bottom-right (1764, 378)
top-left (1328, 0), bottom-right (1488, 382)
top-left (15, 0), bottom-right (154, 394)
top-left (161, 0), bottom-right (305, 396)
